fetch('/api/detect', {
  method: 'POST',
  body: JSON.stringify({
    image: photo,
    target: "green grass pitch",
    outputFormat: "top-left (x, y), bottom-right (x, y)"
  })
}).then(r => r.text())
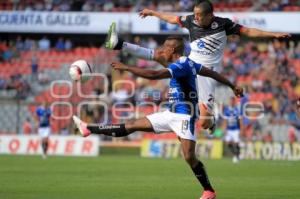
top-left (0, 155), bottom-right (299, 199)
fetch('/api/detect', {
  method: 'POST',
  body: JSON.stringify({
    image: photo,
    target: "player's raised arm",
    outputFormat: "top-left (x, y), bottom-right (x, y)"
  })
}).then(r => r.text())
top-left (224, 17), bottom-right (291, 39)
top-left (111, 62), bottom-right (171, 80)
top-left (198, 66), bottom-right (243, 97)
top-left (240, 27), bottom-right (291, 38)
top-left (139, 9), bottom-right (178, 24)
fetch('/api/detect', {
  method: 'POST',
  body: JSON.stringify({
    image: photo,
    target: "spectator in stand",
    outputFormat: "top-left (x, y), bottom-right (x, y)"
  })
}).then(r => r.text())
top-left (58, 0), bottom-right (71, 11)
top-left (24, 37), bottom-right (34, 51)
top-left (15, 36), bottom-right (24, 51)
top-left (262, 132), bottom-right (273, 142)
top-left (288, 127), bottom-right (297, 143)
top-left (22, 118), bottom-right (32, 135)
top-left (82, 1), bottom-right (93, 11)
top-left (55, 37), bottom-right (65, 51)
top-left (287, 100), bottom-right (300, 130)
top-left (64, 38), bottom-right (73, 51)
top-left (34, 0), bottom-right (45, 11)
top-left (2, 47), bottom-right (13, 61)
top-left (147, 37), bottom-right (158, 49)
top-left (38, 36), bottom-right (50, 51)
top-left (0, 78), bottom-right (7, 89)
top-left (31, 52), bottom-right (39, 81)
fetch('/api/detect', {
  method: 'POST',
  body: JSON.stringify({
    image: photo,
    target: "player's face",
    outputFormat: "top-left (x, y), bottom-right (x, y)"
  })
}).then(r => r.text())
top-left (42, 102), bottom-right (49, 108)
top-left (193, 6), bottom-right (213, 27)
top-left (162, 40), bottom-right (175, 61)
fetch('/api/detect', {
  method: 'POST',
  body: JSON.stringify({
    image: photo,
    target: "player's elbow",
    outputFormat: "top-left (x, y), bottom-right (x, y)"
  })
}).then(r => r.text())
top-left (170, 18), bottom-right (179, 24)
top-left (198, 67), bottom-right (215, 78)
top-left (241, 27), bottom-right (259, 37)
top-left (148, 70), bottom-right (169, 80)
top-left (166, 16), bottom-right (179, 24)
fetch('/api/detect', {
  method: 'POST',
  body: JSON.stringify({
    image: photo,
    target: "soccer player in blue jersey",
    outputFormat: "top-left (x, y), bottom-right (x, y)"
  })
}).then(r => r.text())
top-left (73, 36), bottom-right (243, 199)
top-left (223, 97), bottom-right (243, 163)
top-left (35, 102), bottom-right (51, 159)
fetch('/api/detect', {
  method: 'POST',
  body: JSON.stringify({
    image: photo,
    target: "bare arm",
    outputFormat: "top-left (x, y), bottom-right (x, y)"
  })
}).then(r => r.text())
top-left (111, 62), bottom-right (171, 80)
top-left (139, 9), bottom-right (178, 24)
top-left (240, 27), bottom-right (291, 38)
top-left (198, 66), bottom-right (243, 97)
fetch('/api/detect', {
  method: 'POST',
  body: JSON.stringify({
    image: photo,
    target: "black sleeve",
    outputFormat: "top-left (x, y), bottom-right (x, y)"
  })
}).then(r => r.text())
top-left (224, 18), bottom-right (243, 35)
top-left (177, 15), bottom-right (193, 29)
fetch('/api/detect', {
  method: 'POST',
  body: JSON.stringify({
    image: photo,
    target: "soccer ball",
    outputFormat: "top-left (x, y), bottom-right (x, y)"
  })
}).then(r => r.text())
top-left (69, 60), bottom-right (92, 82)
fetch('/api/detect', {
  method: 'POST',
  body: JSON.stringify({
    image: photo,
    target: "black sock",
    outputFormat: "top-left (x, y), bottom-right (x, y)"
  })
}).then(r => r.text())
top-left (114, 38), bottom-right (124, 50)
top-left (228, 143), bottom-right (235, 155)
top-left (42, 142), bottom-right (47, 154)
top-left (191, 161), bottom-right (214, 192)
top-left (235, 144), bottom-right (240, 157)
top-left (87, 124), bottom-right (129, 137)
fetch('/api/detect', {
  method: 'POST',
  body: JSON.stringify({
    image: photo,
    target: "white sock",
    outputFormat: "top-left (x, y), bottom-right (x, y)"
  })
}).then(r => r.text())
top-left (122, 42), bottom-right (154, 60)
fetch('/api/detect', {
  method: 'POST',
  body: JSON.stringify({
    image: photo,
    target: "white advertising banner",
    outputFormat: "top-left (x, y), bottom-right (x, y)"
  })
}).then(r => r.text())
top-left (240, 141), bottom-right (300, 161)
top-left (0, 11), bottom-right (299, 34)
top-left (0, 135), bottom-right (99, 156)
top-left (219, 12), bottom-right (300, 33)
top-left (0, 11), bottom-right (158, 34)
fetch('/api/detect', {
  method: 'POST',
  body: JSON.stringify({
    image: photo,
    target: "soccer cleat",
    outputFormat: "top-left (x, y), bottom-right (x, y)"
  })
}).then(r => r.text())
top-left (72, 115), bottom-right (91, 137)
top-left (232, 156), bottom-right (240, 164)
top-left (207, 116), bottom-right (216, 135)
top-left (42, 154), bottom-right (47, 160)
top-left (105, 22), bottom-right (118, 49)
top-left (200, 190), bottom-right (217, 199)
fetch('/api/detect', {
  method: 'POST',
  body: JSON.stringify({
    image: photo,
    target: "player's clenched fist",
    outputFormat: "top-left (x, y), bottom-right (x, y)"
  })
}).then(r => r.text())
top-left (272, 32), bottom-right (291, 39)
top-left (233, 87), bottom-right (244, 98)
top-left (139, 9), bottom-right (154, 18)
top-left (111, 62), bottom-right (129, 71)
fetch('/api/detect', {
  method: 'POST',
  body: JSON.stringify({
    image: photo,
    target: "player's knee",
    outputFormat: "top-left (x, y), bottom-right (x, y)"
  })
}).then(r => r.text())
top-left (198, 118), bottom-right (212, 129)
top-left (125, 120), bottom-right (138, 132)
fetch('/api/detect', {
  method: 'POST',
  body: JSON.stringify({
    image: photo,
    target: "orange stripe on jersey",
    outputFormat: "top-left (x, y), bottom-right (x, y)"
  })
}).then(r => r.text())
top-left (176, 16), bottom-right (183, 27)
top-left (239, 26), bottom-right (246, 34)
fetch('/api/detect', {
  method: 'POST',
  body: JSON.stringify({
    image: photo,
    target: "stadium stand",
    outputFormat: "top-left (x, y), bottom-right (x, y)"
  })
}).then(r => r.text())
top-left (0, 34), bottom-right (299, 142)
top-left (0, 0), bottom-right (299, 143)
top-left (0, 0), bottom-right (300, 12)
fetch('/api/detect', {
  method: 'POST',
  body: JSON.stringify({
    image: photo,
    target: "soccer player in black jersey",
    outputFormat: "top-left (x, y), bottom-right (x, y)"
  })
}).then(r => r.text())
top-left (107, 0), bottom-right (290, 137)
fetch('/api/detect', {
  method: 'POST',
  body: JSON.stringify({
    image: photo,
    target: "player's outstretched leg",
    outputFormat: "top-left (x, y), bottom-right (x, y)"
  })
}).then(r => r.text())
top-left (180, 138), bottom-right (216, 199)
top-left (105, 22), bottom-right (155, 60)
top-left (105, 22), bottom-right (122, 49)
top-left (73, 116), bottom-right (92, 137)
top-left (73, 115), bottom-right (153, 137)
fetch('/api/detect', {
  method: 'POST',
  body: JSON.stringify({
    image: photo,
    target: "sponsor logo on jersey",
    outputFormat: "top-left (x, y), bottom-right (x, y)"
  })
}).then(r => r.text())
top-left (197, 40), bottom-right (205, 49)
top-left (211, 21), bottom-right (218, 29)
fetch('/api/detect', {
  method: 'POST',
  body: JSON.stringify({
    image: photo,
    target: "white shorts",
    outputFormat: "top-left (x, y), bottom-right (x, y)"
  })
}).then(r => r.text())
top-left (197, 75), bottom-right (216, 114)
top-left (224, 129), bottom-right (240, 143)
top-left (146, 110), bottom-right (196, 141)
top-left (38, 127), bottom-right (51, 138)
